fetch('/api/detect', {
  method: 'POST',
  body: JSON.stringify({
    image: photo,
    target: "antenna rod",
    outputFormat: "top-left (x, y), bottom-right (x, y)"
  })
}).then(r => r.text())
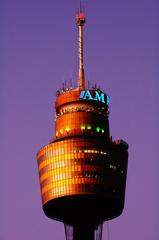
top-left (76, 5), bottom-right (86, 89)
top-left (80, 0), bottom-right (82, 12)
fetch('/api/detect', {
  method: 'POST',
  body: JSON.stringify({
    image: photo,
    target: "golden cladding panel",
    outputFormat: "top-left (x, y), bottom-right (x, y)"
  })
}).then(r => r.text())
top-left (42, 183), bottom-right (106, 205)
top-left (55, 112), bottom-right (106, 131)
top-left (37, 140), bottom-right (109, 205)
top-left (55, 89), bottom-right (82, 109)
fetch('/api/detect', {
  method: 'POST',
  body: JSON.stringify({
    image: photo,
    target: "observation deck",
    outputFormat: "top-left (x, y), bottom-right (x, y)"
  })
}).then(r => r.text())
top-left (37, 86), bottom-right (128, 225)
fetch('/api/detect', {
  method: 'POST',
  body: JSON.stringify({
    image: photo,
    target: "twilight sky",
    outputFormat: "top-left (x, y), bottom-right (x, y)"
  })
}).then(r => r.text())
top-left (1, 0), bottom-right (159, 239)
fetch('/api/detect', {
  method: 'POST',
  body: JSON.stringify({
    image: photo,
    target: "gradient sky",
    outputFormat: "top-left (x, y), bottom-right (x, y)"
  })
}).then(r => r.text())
top-left (1, 0), bottom-right (159, 239)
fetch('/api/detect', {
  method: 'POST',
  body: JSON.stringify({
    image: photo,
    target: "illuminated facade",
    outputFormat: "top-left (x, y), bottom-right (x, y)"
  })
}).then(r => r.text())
top-left (37, 8), bottom-right (128, 240)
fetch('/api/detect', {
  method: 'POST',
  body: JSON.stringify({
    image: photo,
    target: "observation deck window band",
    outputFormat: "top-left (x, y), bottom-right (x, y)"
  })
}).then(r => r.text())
top-left (38, 143), bottom-right (108, 155)
top-left (40, 176), bottom-right (110, 192)
top-left (39, 158), bottom-right (109, 172)
top-left (56, 106), bottom-right (108, 118)
top-left (37, 144), bottom-right (110, 162)
top-left (41, 180), bottom-right (107, 195)
top-left (38, 157), bottom-right (110, 173)
top-left (38, 158), bottom-right (108, 172)
top-left (42, 184), bottom-right (112, 202)
top-left (38, 148), bottom-right (108, 160)
top-left (39, 163), bottom-right (107, 181)
top-left (40, 173), bottom-right (105, 187)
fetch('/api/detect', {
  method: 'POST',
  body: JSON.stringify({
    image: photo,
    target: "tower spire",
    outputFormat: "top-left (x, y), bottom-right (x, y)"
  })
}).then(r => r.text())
top-left (80, 0), bottom-right (82, 12)
top-left (76, 1), bottom-right (86, 89)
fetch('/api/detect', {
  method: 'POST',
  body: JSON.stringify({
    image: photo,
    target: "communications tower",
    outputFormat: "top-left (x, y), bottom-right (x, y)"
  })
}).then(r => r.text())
top-left (37, 6), bottom-right (128, 240)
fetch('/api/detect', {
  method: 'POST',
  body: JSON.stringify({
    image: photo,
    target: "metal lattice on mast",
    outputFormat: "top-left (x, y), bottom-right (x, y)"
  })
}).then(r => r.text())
top-left (76, 0), bottom-right (86, 89)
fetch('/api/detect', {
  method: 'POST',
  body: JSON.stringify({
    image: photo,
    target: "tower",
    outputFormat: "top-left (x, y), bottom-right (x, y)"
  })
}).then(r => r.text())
top-left (37, 6), bottom-right (128, 240)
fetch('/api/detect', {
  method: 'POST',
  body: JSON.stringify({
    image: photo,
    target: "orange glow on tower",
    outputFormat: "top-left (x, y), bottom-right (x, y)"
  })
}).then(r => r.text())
top-left (37, 7), bottom-right (128, 240)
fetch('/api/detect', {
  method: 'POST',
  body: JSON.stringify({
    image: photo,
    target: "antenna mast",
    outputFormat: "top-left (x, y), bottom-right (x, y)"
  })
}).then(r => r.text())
top-left (76, 1), bottom-right (86, 89)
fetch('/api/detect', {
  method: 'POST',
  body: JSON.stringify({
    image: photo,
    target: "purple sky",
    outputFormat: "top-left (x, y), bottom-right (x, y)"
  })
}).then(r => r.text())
top-left (1, 0), bottom-right (159, 239)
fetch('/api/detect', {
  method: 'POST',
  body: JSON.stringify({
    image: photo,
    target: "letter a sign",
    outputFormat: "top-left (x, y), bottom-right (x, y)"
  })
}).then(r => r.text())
top-left (80, 90), bottom-right (110, 105)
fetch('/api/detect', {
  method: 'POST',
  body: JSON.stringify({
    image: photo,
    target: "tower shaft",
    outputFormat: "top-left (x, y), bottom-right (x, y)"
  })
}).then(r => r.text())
top-left (73, 224), bottom-right (94, 240)
top-left (65, 222), bottom-right (103, 240)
